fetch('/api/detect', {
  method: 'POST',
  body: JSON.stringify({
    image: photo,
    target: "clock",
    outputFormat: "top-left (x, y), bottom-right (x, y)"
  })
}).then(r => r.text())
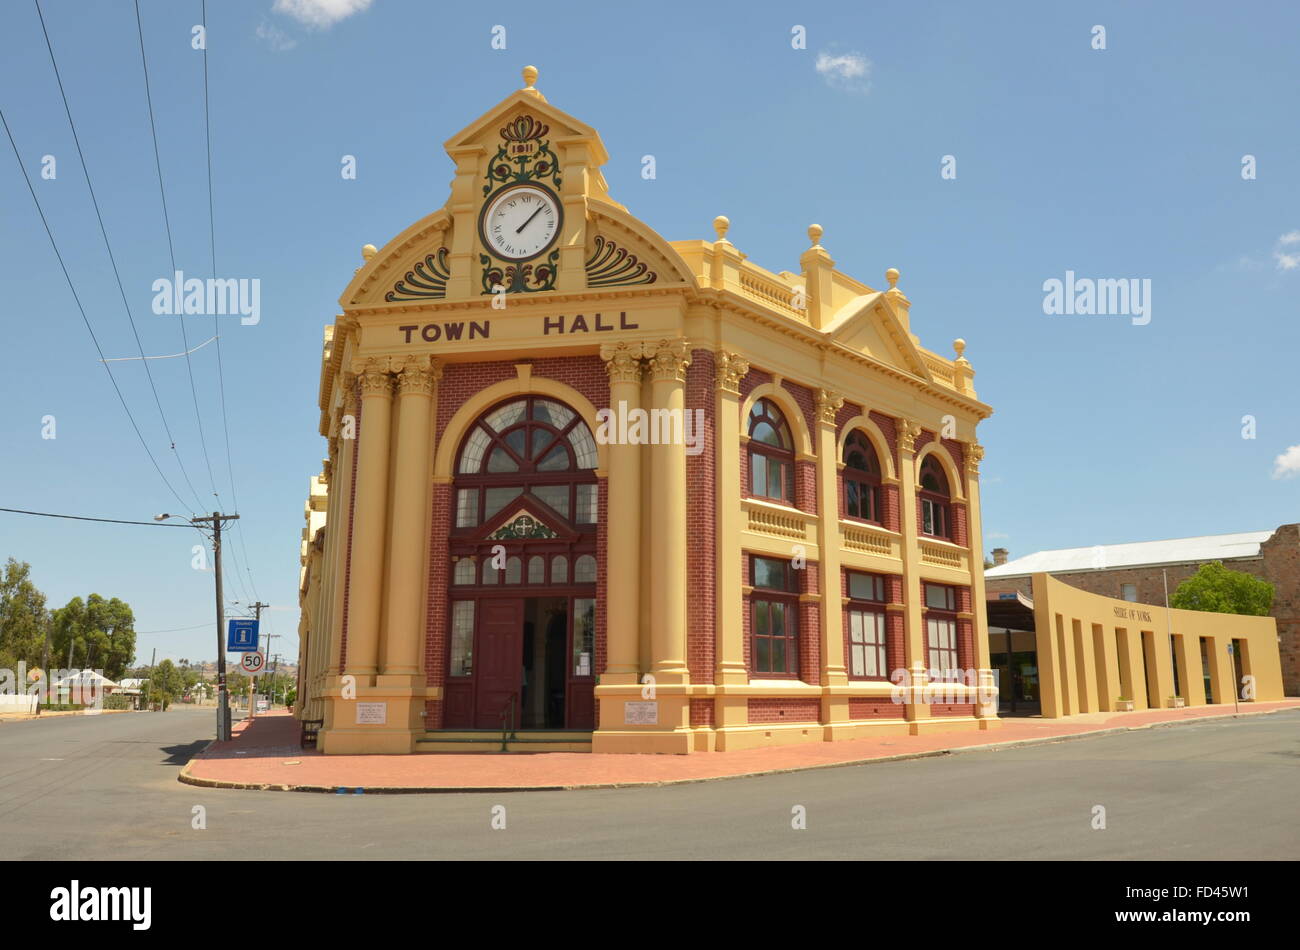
top-left (479, 184), bottom-right (561, 261)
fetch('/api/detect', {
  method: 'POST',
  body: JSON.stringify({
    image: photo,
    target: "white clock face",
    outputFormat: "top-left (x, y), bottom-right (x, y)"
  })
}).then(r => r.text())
top-left (481, 185), bottom-right (560, 261)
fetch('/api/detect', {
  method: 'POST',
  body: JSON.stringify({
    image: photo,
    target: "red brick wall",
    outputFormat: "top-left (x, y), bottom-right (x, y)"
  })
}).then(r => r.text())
top-left (795, 459), bottom-right (817, 514)
top-left (849, 696), bottom-right (901, 719)
top-left (747, 698), bottom-right (820, 723)
top-left (781, 378), bottom-right (817, 451)
top-left (957, 585), bottom-right (974, 671)
top-left (689, 697), bottom-right (715, 727)
top-left (424, 482), bottom-right (451, 727)
top-left (741, 551), bottom-right (752, 673)
top-left (686, 349), bottom-right (716, 683)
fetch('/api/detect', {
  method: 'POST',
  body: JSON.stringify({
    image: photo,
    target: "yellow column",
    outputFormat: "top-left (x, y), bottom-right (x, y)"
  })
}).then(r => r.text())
top-left (380, 356), bottom-right (438, 680)
top-left (897, 419), bottom-right (929, 724)
top-left (815, 390), bottom-right (848, 717)
top-left (1093, 623), bottom-right (1120, 712)
top-left (964, 443), bottom-right (997, 723)
top-left (647, 339), bottom-right (690, 684)
top-left (344, 357), bottom-right (394, 683)
top-left (1174, 634), bottom-right (1205, 706)
top-left (714, 352), bottom-right (749, 687)
top-left (1143, 628), bottom-right (1176, 708)
top-left (1073, 618), bottom-right (1098, 712)
top-left (1206, 636), bottom-right (1234, 706)
top-left (600, 341), bottom-right (644, 685)
top-left (327, 388), bottom-right (357, 679)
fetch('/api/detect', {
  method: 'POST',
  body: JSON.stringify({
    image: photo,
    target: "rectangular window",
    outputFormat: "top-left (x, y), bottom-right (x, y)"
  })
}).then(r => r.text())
top-left (449, 601), bottom-right (474, 676)
top-left (455, 489), bottom-right (478, 528)
top-left (531, 484), bottom-right (570, 518)
top-left (751, 556), bottom-right (799, 676)
top-left (926, 617), bottom-right (958, 675)
top-left (848, 608), bottom-right (887, 679)
top-left (575, 483), bottom-right (598, 524)
top-left (1121, 583), bottom-right (1137, 602)
top-left (848, 572), bottom-right (886, 602)
top-left (484, 485), bottom-right (522, 520)
top-left (921, 498), bottom-right (947, 538)
top-left (924, 583), bottom-right (956, 611)
top-left (572, 597), bottom-right (595, 677)
top-left (846, 480), bottom-right (877, 522)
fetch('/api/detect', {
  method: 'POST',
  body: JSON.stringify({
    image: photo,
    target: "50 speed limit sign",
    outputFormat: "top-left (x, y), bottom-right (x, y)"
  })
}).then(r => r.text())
top-left (240, 651), bottom-right (266, 674)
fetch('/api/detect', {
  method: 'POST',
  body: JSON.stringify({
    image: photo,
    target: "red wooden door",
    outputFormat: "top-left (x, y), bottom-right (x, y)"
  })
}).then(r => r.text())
top-left (475, 598), bottom-right (524, 729)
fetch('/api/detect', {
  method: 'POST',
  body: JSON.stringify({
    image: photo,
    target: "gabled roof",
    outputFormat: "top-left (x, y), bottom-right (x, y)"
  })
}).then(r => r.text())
top-left (985, 529), bottom-right (1277, 578)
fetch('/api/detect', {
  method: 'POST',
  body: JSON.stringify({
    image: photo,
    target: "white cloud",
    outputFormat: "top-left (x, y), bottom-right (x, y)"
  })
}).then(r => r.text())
top-left (1271, 444), bottom-right (1300, 479)
top-left (272, 0), bottom-right (373, 29)
top-left (1274, 230), bottom-right (1300, 271)
top-left (255, 21), bottom-right (298, 51)
top-left (815, 51), bottom-right (872, 93)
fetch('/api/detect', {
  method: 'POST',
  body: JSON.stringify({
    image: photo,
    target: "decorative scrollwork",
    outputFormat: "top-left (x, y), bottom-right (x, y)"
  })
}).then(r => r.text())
top-left (483, 113), bottom-right (562, 195)
top-left (480, 250), bottom-right (559, 294)
top-left (385, 248), bottom-right (450, 302)
top-left (585, 235), bottom-right (657, 288)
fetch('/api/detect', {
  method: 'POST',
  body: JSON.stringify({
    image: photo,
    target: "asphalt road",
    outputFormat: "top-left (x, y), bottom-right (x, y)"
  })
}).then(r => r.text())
top-left (0, 706), bottom-right (1296, 860)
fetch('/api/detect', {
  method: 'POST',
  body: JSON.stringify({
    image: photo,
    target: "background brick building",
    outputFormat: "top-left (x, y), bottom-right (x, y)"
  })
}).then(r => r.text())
top-left (984, 524), bottom-right (1299, 696)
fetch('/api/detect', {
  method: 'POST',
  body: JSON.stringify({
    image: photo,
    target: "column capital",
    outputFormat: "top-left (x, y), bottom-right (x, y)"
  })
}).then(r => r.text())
top-left (355, 357), bottom-right (395, 398)
top-left (600, 341), bottom-right (645, 385)
top-left (322, 457), bottom-right (333, 483)
top-left (647, 339), bottom-right (691, 383)
top-left (396, 355), bottom-right (441, 396)
top-left (898, 417), bottom-right (923, 454)
top-left (964, 442), bottom-right (985, 476)
top-left (815, 388), bottom-right (844, 426)
top-left (715, 351), bottom-right (750, 395)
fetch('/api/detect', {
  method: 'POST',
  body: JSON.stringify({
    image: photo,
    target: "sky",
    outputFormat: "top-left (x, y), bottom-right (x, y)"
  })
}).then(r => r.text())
top-left (0, 0), bottom-right (1296, 668)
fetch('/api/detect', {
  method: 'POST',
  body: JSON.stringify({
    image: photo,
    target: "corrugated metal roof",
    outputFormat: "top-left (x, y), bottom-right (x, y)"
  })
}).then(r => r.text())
top-left (985, 529), bottom-right (1275, 578)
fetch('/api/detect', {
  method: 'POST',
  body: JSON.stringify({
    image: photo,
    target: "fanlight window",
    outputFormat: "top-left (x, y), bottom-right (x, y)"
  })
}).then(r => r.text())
top-left (748, 398), bottom-right (794, 503)
top-left (843, 430), bottom-right (882, 523)
top-left (454, 397), bottom-right (599, 528)
top-left (919, 455), bottom-right (952, 540)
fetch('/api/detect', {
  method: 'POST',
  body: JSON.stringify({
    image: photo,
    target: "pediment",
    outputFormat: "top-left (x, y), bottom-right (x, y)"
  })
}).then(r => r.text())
top-left (824, 293), bottom-right (931, 380)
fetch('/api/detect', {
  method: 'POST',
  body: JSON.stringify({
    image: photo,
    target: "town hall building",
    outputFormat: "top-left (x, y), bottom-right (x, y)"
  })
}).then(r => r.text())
top-left (294, 67), bottom-right (997, 754)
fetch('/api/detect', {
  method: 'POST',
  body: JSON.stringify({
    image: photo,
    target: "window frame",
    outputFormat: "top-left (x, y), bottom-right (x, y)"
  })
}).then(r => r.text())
top-left (923, 582), bottom-right (960, 676)
top-left (918, 455), bottom-right (952, 540)
top-left (747, 398), bottom-right (795, 505)
top-left (846, 571), bottom-right (889, 681)
top-left (749, 556), bottom-right (801, 678)
top-left (842, 430), bottom-right (883, 525)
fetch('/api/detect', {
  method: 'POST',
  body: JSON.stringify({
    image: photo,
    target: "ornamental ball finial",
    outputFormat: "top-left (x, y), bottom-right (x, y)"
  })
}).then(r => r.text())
top-left (522, 65), bottom-right (538, 88)
top-left (953, 338), bottom-right (966, 359)
top-left (885, 267), bottom-right (900, 289)
top-left (362, 244), bottom-right (377, 261)
top-left (808, 223), bottom-right (823, 246)
top-left (713, 215), bottom-right (730, 241)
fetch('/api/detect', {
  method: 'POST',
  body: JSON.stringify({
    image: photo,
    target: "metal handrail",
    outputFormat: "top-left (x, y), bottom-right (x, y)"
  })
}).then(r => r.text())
top-left (499, 693), bottom-right (517, 751)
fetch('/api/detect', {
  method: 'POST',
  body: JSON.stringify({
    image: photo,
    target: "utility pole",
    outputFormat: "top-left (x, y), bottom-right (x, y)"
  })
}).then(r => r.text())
top-left (149, 647), bottom-right (157, 711)
top-left (246, 602), bottom-right (270, 720)
top-left (161, 511), bottom-right (240, 741)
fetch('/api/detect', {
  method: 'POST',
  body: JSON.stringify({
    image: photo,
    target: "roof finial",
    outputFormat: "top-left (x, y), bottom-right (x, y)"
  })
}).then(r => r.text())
top-left (713, 215), bottom-right (730, 242)
top-left (362, 244), bottom-right (377, 261)
top-left (808, 223), bottom-right (823, 248)
top-left (522, 65), bottom-right (539, 90)
top-left (885, 267), bottom-right (900, 289)
top-left (953, 338), bottom-right (966, 360)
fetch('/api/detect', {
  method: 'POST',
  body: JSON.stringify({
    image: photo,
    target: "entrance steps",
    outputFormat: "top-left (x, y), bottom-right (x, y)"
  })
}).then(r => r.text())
top-left (417, 730), bottom-right (593, 753)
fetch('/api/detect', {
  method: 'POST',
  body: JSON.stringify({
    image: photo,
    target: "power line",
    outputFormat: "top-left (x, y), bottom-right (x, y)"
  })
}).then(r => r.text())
top-left (34, 0), bottom-right (206, 514)
top-left (0, 507), bottom-right (192, 528)
top-left (0, 108), bottom-right (192, 514)
top-left (133, 0), bottom-right (222, 507)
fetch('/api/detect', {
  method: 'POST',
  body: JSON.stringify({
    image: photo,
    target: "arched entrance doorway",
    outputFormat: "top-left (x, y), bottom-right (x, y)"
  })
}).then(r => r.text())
top-left (442, 396), bottom-right (599, 730)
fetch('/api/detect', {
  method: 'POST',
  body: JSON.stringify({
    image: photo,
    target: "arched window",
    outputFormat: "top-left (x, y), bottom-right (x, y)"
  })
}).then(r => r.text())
top-left (748, 398), bottom-right (794, 503)
top-left (453, 397), bottom-right (598, 528)
top-left (919, 455), bottom-right (951, 540)
top-left (843, 430), bottom-right (882, 524)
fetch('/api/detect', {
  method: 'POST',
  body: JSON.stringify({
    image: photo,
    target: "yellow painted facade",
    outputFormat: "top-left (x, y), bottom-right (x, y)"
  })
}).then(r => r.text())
top-left (295, 68), bottom-right (998, 755)
top-left (1027, 573), bottom-right (1284, 715)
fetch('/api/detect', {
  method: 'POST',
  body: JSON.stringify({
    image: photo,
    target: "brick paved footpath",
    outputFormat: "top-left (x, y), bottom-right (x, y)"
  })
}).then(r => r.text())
top-left (179, 700), bottom-right (1300, 793)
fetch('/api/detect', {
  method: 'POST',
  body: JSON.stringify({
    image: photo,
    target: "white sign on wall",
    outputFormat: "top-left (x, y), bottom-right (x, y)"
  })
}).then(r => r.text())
top-left (624, 701), bottom-right (658, 725)
top-left (356, 702), bottom-right (388, 725)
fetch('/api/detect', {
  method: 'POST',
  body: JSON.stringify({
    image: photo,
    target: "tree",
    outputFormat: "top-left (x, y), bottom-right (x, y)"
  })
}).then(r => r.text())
top-left (50, 594), bottom-right (136, 680)
top-left (0, 558), bottom-right (49, 668)
top-left (147, 659), bottom-right (185, 710)
top-left (1171, 562), bottom-right (1273, 616)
